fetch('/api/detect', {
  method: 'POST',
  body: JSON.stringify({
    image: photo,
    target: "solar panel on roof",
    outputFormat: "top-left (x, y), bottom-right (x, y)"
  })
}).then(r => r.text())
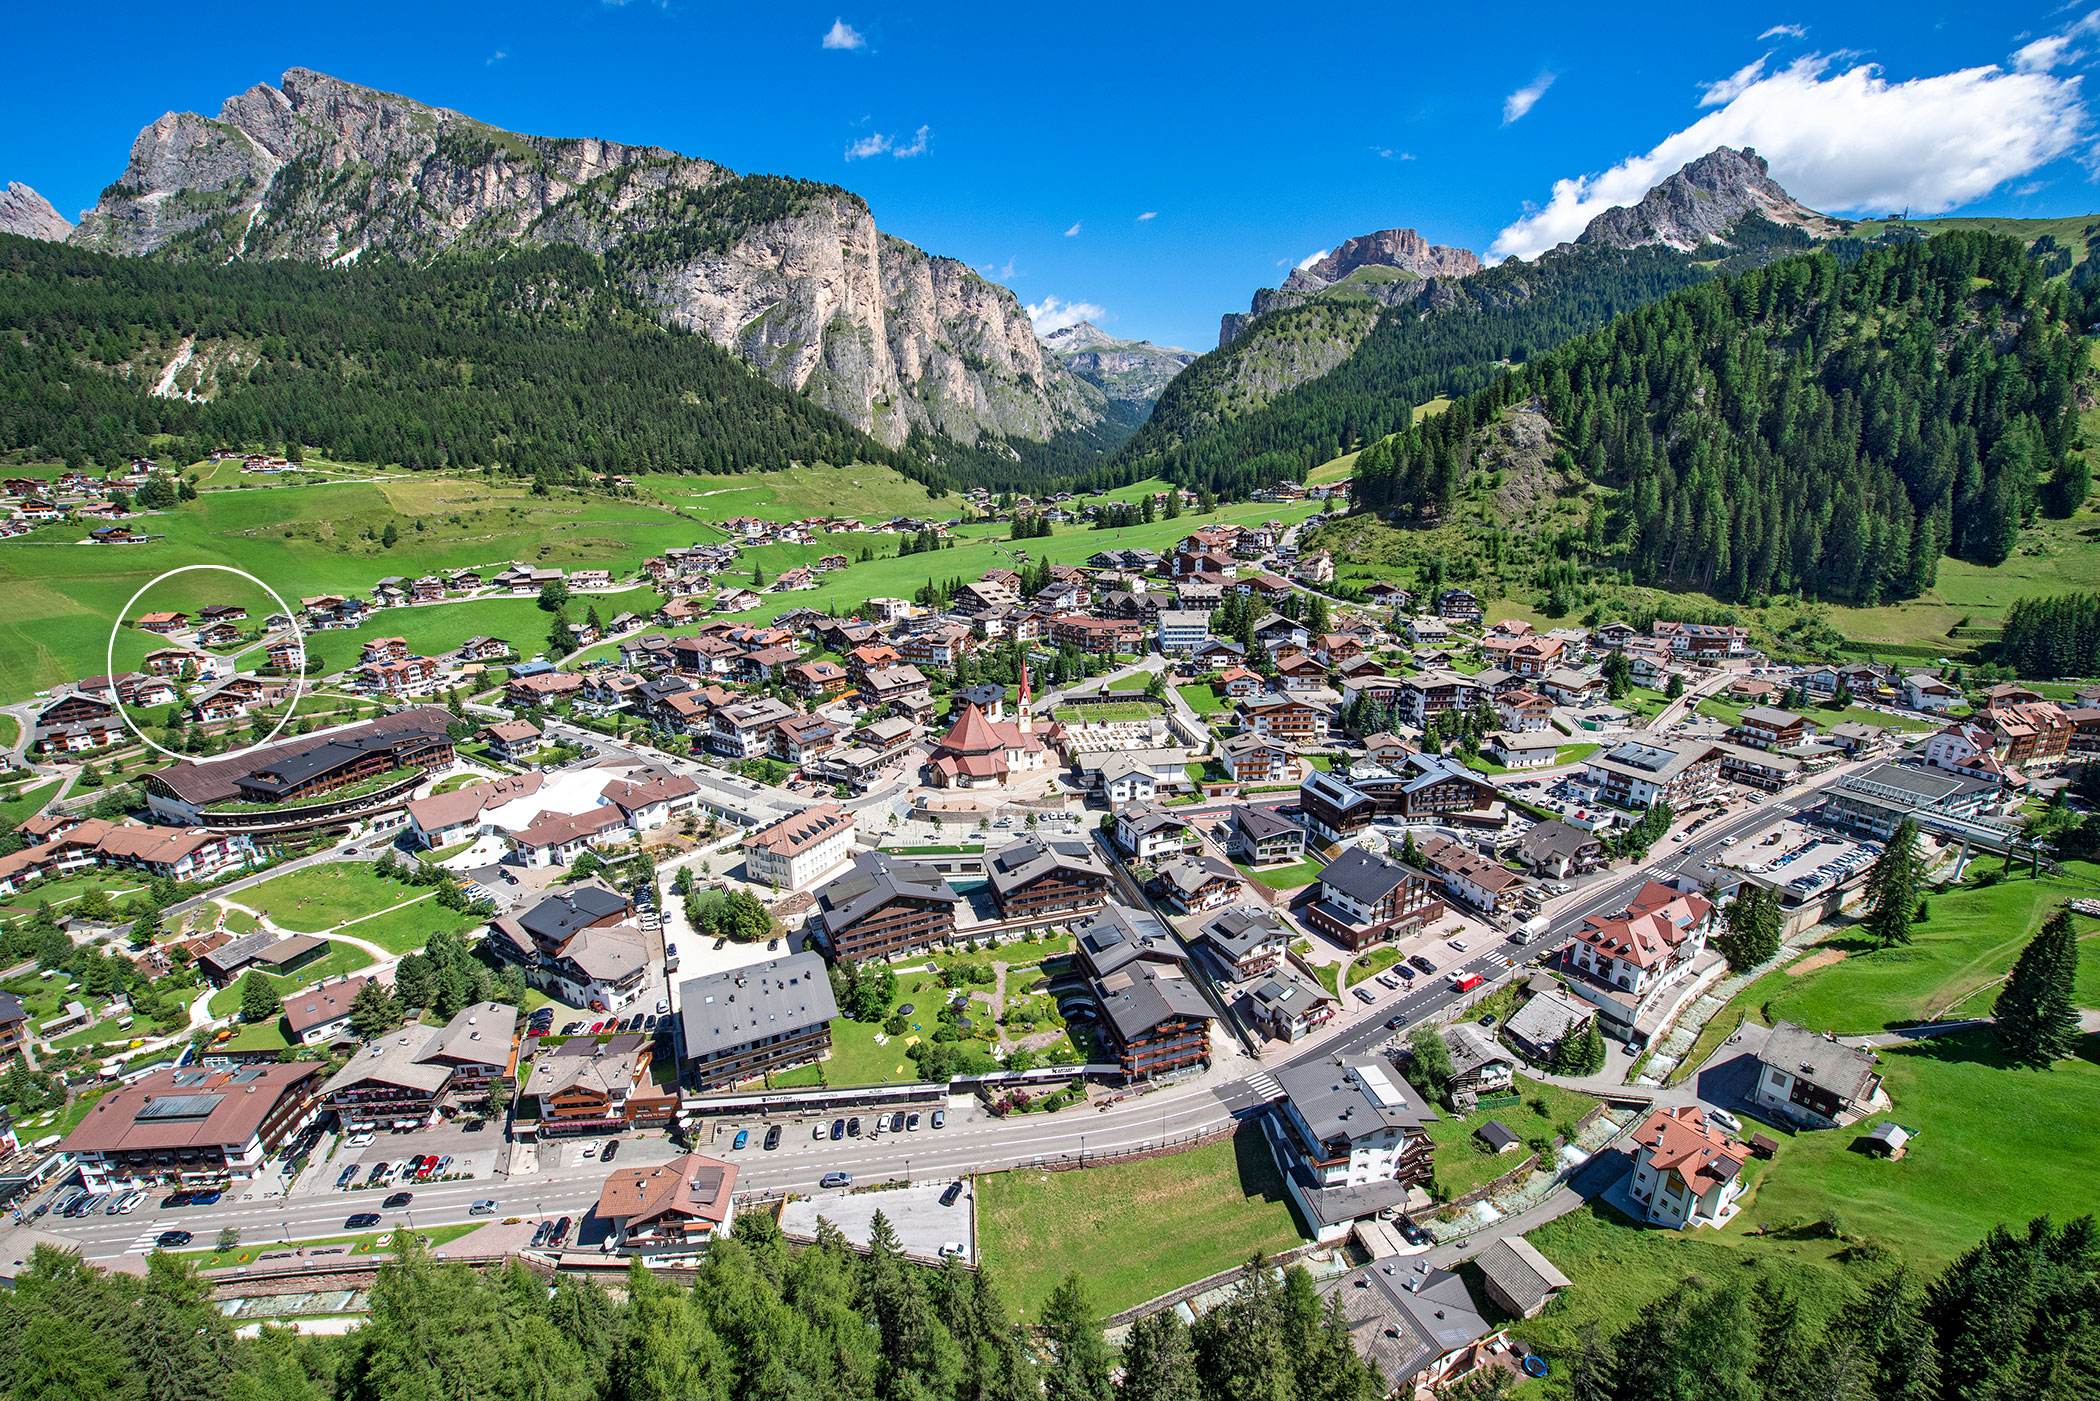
top-left (137, 1093), bottom-right (224, 1120)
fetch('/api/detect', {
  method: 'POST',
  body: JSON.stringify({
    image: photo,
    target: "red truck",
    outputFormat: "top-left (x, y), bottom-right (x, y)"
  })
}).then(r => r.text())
top-left (1449, 971), bottom-right (1484, 993)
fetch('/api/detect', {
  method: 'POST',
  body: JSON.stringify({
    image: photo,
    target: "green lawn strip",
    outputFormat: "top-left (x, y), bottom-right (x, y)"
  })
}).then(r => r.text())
top-left (0, 778), bottom-right (54, 830)
top-left (56, 1087), bottom-right (109, 1134)
top-left (328, 897), bottom-right (481, 957)
top-left (1766, 868), bottom-right (2100, 1033)
top-left (1312, 962), bottom-right (1341, 998)
top-left (216, 1020), bottom-right (295, 1054)
top-left (1175, 684), bottom-right (1229, 715)
top-left (1233, 855), bottom-right (1326, 891)
top-left (823, 971), bottom-right (945, 1086)
top-left (0, 714), bottom-right (17, 750)
top-left (5, 871), bottom-right (147, 912)
top-left (210, 903), bottom-right (260, 935)
top-left (205, 944), bottom-right (377, 1017)
top-left (177, 1222), bottom-right (481, 1270)
top-left (974, 1129), bottom-right (1307, 1321)
top-left (1664, 964), bottom-right (1796, 1087)
top-left (1423, 1075), bottom-right (1603, 1201)
top-left (1731, 1031), bottom-right (2100, 1269)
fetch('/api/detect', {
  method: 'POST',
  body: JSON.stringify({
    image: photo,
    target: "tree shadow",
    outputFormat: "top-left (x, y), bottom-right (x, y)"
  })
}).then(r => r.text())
top-left (1892, 1026), bottom-right (2020, 1070)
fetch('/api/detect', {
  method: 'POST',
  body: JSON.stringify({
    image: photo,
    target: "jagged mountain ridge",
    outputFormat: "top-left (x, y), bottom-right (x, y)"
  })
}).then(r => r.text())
top-left (55, 67), bottom-right (1107, 454)
top-left (0, 183), bottom-right (72, 242)
top-left (1218, 228), bottom-right (1481, 346)
top-left (1041, 320), bottom-right (1198, 419)
top-left (1574, 146), bottom-right (1843, 252)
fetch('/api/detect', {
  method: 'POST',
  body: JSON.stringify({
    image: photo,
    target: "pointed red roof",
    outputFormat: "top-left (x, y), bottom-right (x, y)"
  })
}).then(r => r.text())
top-left (937, 702), bottom-right (1004, 757)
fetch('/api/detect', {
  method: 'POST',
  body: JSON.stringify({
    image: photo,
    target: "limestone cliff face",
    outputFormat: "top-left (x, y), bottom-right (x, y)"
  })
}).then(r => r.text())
top-left (1575, 146), bottom-right (1842, 252)
top-left (0, 183), bottom-right (75, 242)
top-left (66, 68), bottom-right (1099, 450)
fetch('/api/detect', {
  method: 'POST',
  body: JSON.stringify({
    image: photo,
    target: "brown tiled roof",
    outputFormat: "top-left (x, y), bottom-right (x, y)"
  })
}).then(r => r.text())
top-left (62, 1064), bottom-right (319, 1154)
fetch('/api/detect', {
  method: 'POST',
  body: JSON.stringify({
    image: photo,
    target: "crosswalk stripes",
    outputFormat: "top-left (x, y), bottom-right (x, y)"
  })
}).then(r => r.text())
top-left (1241, 1070), bottom-right (1285, 1102)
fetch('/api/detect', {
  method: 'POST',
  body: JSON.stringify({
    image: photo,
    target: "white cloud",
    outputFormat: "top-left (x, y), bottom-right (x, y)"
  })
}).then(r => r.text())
top-left (1700, 55), bottom-right (1769, 106)
top-left (1026, 296), bottom-right (1105, 335)
top-left (1064, 222), bottom-right (1082, 237)
top-left (844, 124), bottom-right (929, 161)
top-left (1296, 248), bottom-right (1330, 270)
top-left (822, 18), bottom-right (865, 50)
top-left (1758, 23), bottom-right (1807, 40)
top-left (2013, 14), bottom-right (2100, 73)
top-left (1136, 211), bottom-right (1157, 221)
top-left (1502, 72), bottom-right (1556, 125)
top-left (1490, 53), bottom-right (2089, 261)
top-left (485, 49), bottom-right (508, 65)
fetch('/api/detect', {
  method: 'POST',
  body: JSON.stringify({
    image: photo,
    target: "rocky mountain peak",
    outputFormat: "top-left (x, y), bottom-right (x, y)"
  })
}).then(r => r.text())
top-left (0, 183), bottom-right (73, 242)
top-left (63, 68), bottom-right (1099, 454)
top-left (1040, 321), bottom-right (1197, 411)
top-left (1284, 228), bottom-right (1482, 293)
top-left (1575, 146), bottom-right (1843, 252)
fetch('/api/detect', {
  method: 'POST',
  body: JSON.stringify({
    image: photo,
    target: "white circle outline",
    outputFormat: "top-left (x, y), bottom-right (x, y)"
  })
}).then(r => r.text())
top-left (107, 564), bottom-right (310, 764)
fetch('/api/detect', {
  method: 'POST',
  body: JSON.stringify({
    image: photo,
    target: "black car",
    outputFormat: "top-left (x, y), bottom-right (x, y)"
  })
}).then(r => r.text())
top-left (763, 1124), bottom-right (781, 1151)
top-left (939, 1180), bottom-right (964, 1207)
top-left (1385, 1015), bottom-right (1406, 1030)
top-left (830, 1118), bottom-right (846, 1141)
top-left (601, 1138), bottom-right (620, 1163)
top-left (344, 1212), bottom-right (382, 1229)
top-left (382, 1191), bottom-right (414, 1209)
top-left (1409, 955), bottom-right (1438, 975)
top-left (160, 1191), bottom-right (193, 1209)
top-left (845, 1117), bottom-right (861, 1138)
top-left (155, 1230), bottom-right (193, 1249)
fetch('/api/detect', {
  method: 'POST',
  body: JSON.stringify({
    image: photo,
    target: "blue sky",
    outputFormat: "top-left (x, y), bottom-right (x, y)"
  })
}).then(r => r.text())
top-left (5, 3), bottom-right (2099, 351)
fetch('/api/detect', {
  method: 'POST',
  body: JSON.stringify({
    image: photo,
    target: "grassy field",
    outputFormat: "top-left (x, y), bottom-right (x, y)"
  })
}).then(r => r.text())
top-left (1765, 866), bottom-right (2100, 1033)
top-left (1695, 698), bottom-right (1937, 734)
top-left (974, 1129), bottom-right (1307, 1320)
top-left (1730, 1030), bottom-right (2100, 1268)
top-left (1175, 684), bottom-right (1230, 715)
top-left (0, 780), bottom-right (60, 830)
top-left (237, 864), bottom-right (430, 932)
top-left (1423, 1075), bottom-right (1603, 1200)
top-left (205, 943), bottom-right (377, 1017)
top-left (631, 463), bottom-right (952, 525)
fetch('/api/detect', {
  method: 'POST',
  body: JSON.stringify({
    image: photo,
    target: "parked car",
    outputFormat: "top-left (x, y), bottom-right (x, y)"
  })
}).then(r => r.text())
top-left (732, 1129), bottom-right (749, 1151)
top-left (1353, 987), bottom-right (1376, 1004)
top-left (336, 1164), bottom-right (360, 1189)
top-left (1706, 1108), bottom-right (1744, 1136)
top-left (830, 1119), bottom-right (846, 1141)
top-left (582, 1142), bottom-right (600, 1160)
top-left (930, 1110), bottom-right (946, 1129)
top-left (549, 1216), bottom-right (572, 1247)
top-left (188, 1190), bottom-right (223, 1207)
top-left (813, 1123), bottom-right (829, 1142)
top-left (1409, 955), bottom-right (1438, 975)
top-left (820, 1172), bottom-right (853, 1189)
top-left (530, 1220), bottom-right (553, 1248)
top-left (939, 1180), bottom-right (964, 1207)
top-left (655, 998), bottom-right (669, 1015)
top-left (601, 1139), bottom-right (619, 1163)
top-left (763, 1125), bottom-right (781, 1151)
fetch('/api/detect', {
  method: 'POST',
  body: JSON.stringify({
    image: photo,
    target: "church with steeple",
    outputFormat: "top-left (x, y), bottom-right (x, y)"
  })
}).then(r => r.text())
top-left (926, 662), bottom-right (1049, 788)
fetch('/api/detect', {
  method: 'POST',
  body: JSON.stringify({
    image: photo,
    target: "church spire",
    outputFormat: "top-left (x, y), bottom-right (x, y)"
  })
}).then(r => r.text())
top-left (1018, 658), bottom-right (1033, 733)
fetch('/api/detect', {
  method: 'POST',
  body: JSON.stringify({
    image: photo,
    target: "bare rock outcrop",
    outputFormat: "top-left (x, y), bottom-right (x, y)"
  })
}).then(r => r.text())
top-left (1575, 146), bottom-right (1843, 252)
top-left (0, 182), bottom-right (75, 242)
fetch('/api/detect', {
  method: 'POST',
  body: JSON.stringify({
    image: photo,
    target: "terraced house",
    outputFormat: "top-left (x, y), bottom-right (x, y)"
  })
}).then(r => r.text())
top-left (676, 953), bottom-right (839, 1091)
top-left (1070, 907), bottom-right (1217, 1081)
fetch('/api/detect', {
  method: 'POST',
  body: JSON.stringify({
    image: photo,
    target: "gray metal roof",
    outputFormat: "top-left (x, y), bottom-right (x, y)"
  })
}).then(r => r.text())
top-left (816, 850), bottom-right (962, 931)
top-left (677, 952), bottom-right (839, 1060)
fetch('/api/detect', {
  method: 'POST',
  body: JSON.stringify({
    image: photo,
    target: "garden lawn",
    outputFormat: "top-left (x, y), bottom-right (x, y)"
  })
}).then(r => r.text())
top-left (1422, 1075), bottom-right (1602, 1200)
top-left (205, 943), bottom-right (376, 1016)
top-left (1729, 1030), bottom-right (2100, 1270)
top-left (1234, 856), bottom-right (1326, 891)
top-left (1766, 867), bottom-right (2100, 1033)
top-left (330, 895), bottom-right (483, 957)
top-left (1176, 684), bottom-right (1230, 715)
top-left (974, 1129), bottom-right (1307, 1320)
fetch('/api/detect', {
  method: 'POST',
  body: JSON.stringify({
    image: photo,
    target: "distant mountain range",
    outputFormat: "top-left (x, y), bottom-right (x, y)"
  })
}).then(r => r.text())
top-left (3, 68), bottom-right (1118, 464)
top-left (1040, 321), bottom-right (1197, 425)
top-left (1113, 148), bottom-right (1855, 490)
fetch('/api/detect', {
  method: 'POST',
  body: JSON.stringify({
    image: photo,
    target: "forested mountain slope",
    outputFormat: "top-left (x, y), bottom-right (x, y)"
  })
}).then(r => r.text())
top-left (0, 233), bottom-right (915, 483)
top-left (1351, 231), bottom-right (2085, 604)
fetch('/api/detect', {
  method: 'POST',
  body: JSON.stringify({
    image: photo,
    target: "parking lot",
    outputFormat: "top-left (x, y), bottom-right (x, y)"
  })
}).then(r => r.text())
top-left (1708, 816), bottom-right (1882, 899)
top-left (535, 1130), bottom-right (686, 1173)
top-left (780, 1178), bottom-right (976, 1264)
top-left (330, 1119), bottom-right (503, 1192)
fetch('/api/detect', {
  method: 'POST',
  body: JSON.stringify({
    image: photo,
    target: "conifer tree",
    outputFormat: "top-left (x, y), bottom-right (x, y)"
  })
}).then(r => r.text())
top-left (1862, 819), bottom-right (1923, 948)
top-left (1993, 909), bottom-right (2080, 1066)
